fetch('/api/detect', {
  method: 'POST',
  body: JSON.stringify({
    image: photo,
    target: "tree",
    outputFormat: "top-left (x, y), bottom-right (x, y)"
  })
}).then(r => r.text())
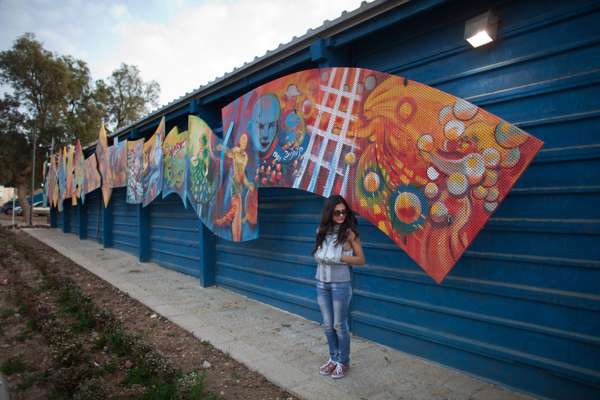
top-left (0, 34), bottom-right (160, 223)
top-left (0, 96), bottom-right (29, 188)
top-left (0, 33), bottom-right (99, 222)
top-left (95, 63), bottom-right (160, 131)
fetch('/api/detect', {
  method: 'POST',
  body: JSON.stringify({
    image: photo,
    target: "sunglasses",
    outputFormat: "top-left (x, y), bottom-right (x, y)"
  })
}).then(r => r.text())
top-left (333, 210), bottom-right (347, 217)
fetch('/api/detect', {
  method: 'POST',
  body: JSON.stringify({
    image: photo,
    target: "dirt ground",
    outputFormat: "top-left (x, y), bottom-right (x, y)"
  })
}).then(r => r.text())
top-left (0, 214), bottom-right (49, 227)
top-left (0, 226), bottom-right (297, 400)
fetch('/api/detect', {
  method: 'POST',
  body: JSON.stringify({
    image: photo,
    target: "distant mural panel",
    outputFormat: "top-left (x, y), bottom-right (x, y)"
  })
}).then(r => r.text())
top-left (162, 126), bottom-right (189, 206)
top-left (74, 140), bottom-right (86, 204)
top-left (186, 115), bottom-right (221, 225)
top-left (96, 123), bottom-right (112, 207)
top-left (142, 117), bottom-right (165, 207)
top-left (126, 139), bottom-right (144, 204)
top-left (84, 154), bottom-right (101, 195)
top-left (110, 138), bottom-right (128, 188)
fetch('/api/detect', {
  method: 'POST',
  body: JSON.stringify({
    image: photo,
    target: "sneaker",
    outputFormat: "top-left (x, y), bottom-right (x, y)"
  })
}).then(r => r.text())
top-left (319, 359), bottom-right (337, 376)
top-left (331, 362), bottom-right (349, 379)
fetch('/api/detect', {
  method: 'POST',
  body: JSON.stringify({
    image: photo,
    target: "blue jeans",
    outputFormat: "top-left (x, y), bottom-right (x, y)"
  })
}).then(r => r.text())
top-left (316, 281), bottom-right (352, 364)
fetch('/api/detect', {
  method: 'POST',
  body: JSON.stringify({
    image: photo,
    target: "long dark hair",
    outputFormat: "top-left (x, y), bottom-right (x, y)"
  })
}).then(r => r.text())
top-left (312, 195), bottom-right (359, 254)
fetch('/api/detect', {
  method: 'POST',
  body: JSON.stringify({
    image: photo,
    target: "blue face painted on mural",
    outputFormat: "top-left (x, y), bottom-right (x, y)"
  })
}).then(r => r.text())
top-left (248, 94), bottom-right (280, 153)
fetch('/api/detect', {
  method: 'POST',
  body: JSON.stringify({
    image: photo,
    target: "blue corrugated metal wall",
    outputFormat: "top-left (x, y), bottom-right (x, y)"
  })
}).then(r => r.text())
top-left (149, 194), bottom-right (202, 277)
top-left (111, 188), bottom-right (139, 255)
top-left (215, 1), bottom-right (600, 399)
top-left (216, 188), bottom-right (323, 322)
top-left (69, 203), bottom-right (79, 235)
top-left (348, 1), bottom-right (600, 399)
top-left (85, 190), bottom-right (103, 242)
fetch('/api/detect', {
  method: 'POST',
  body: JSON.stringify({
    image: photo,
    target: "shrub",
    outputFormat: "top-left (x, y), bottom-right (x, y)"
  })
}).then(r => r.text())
top-left (1, 356), bottom-right (28, 375)
top-left (73, 377), bottom-right (109, 400)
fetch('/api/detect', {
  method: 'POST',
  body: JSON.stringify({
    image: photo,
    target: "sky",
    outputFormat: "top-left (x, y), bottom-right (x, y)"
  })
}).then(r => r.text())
top-left (0, 0), bottom-right (365, 108)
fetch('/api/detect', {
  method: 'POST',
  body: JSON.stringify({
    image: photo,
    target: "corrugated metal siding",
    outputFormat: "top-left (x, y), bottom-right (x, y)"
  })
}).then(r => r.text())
top-left (149, 194), bottom-right (202, 277)
top-left (345, 1), bottom-right (600, 398)
top-left (85, 190), bottom-right (103, 243)
top-left (215, 188), bottom-right (322, 322)
top-left (111, 188), bottom-right (139, 255)
top-left (69, 203), bottom-right (79, 235)
top-left (214, 1), bottom-right (599, 398)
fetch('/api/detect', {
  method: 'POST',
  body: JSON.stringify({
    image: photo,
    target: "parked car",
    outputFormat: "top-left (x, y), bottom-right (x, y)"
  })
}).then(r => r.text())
top-left (1, 201), bottom-right (22, 216)
top-left (32, 201), bottom-right (49, 216)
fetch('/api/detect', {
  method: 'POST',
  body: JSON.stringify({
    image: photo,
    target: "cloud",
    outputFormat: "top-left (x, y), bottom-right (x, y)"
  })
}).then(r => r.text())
top-left (110, 4), bottom-right (129, 19)
top-left (1, 0), bottom-right (365, 108)
top-left (111, 0), bottom-right (364, 107)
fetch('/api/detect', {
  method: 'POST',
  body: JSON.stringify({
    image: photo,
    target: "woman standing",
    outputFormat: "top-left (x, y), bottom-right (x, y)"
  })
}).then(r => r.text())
top-left (313, 195), bottom-right (365, 379)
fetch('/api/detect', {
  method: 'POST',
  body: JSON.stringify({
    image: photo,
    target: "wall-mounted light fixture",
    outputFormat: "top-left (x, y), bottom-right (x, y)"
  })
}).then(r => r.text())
top-left (465, 11), bottom-right (498, 48)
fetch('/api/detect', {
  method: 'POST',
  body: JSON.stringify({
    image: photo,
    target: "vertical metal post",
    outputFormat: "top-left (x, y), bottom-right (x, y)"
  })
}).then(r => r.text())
top-left (29, 133), bottom-right (37, 226)
top-left (138, 204), bottom-right (150, 262)
top-left (79, 202), bottom-right (87, 240)
top-left (11, 191), bottom-right (16, 227)
top-left (199, 224), bottom-right (216, 287)
top-left (50, 207), bottom-right (57, 228)
top-left (102, 200), bottom-right (113, 247)
top-left (63, 201), bottom-right (71, 233)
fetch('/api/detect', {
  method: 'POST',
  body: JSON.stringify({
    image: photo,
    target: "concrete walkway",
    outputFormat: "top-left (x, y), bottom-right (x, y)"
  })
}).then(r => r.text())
top-left (24, 228), bottom-right (533, 400)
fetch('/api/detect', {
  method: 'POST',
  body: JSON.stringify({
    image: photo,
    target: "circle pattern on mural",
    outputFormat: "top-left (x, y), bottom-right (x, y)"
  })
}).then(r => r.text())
top-left (418, 134), bottom-right (434, 152)
top-left (438, 105), bottom-right (452, 124)
top-left (483, 148), bottom-right (500, 168)
top-left (453, 99), bottom-right (478, 120)
top-left (427, 166), bottom-right (439, 180)
top-left (424, 182), bottom-right (439, 199)
top-left (444, 120), bottom-right (465, 141)
top-left (495, 121), bottom-right (528, 149)
top-left (463, 153), bottom-right (485, 184)
top-left (430, 201), bottom-right (449, 223)
top-left (389, 185), bottom-right (429, 234)
top-left (364, 171), bottom-right (381, 194)
top-left (447, 172), bottom-right (468, 196)
top-left (472, 185), bottom-right (488, 200)
top-left (501, 148), bottom-right (521, 168)
top-left (365, 75), bottom-right (377, 91)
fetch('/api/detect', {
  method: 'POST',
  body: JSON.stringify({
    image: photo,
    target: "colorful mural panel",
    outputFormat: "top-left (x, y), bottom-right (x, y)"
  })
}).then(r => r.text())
top-left (127, 139), bottom-right (144, 204)
top-left (57, 147), bottom-right (67, 212)
top-left (217, 67), bottom-right (543, 282)
top-left (162, 126), bottom-right (188, 205)
top-left (84, 154), bottom-right (101, 195)
top-left (96, 123), bottom-right (112, 207)
top-left (142, 117), bottom-right (165, 207)
top-left (110, 137), bottom-right (128, 188)
top-left (45, 155), bottom-right (58, 208)
top-left (51, 154), bottom-right (59, 209)
top-left (186, 115), bottom-right (221, 225)
top-left (74, 140), bottom-right (86, 204)
top-left (65, 145), bottom-right (75, 203)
